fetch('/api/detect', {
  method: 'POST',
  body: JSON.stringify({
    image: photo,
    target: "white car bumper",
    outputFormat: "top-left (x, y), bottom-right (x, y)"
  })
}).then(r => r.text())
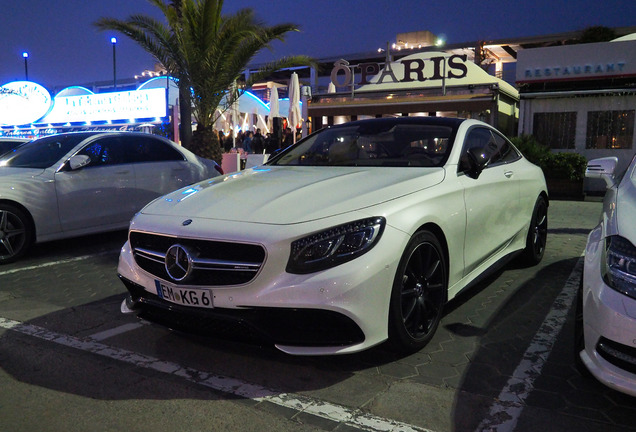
top-left (580, 229), bottom-right (636, 396)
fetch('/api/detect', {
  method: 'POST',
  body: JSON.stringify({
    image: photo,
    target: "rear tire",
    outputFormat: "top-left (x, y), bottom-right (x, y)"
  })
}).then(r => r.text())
top-left (388, 230), bottom-right (447, 353)
top-left (520, 196), bottom-right (548, 265)
top-left (0, 203), bottom-right (33, 264)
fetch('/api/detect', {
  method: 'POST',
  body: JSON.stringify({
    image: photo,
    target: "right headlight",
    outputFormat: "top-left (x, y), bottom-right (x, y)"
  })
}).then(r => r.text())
top-left (286, 217), bottom-right (385, 274)
top-left (603, 235), bottom-right (636, 299)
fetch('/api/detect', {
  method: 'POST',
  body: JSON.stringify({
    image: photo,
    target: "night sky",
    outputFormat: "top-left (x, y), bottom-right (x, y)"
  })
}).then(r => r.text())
top-left (2, 0), bottom-right (635, 90)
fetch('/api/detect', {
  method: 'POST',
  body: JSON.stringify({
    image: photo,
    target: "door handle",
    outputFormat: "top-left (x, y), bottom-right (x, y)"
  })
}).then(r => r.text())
top-left (504, 171), bottom-right (514, 178)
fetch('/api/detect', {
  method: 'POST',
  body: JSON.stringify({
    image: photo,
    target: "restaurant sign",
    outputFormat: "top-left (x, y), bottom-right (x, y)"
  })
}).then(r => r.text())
top-left (331, 53), bottom-right (468, 88)
top-left (0, 81), bottom-right (52, 125)
top-left (0, 80), bottom-right (166, 127)
top-left (516, 39), bottom-right (635, 83)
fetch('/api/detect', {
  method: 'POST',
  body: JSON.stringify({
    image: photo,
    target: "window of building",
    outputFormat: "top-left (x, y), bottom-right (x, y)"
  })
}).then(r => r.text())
top-left (586, 110), bottom-right (635, 149)
top-left (533, 112), bottom-right (577, 149)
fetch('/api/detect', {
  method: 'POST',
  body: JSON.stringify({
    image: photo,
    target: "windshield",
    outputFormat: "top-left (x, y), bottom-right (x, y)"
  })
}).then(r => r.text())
top-left (270, 123), bottom-right (454, 167)
top-left (0, 140), bottom-right (27, 156)
top-left (0, 133), bottom-right (92, 169)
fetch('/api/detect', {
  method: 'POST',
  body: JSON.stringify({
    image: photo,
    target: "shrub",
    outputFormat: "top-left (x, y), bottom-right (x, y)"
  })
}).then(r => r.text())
top-left (510, 135), bottom-right (550, 165)
top-left (510, 134), bottom-right (587, 181)
top-left (539, 152), bottom-right (588, 181)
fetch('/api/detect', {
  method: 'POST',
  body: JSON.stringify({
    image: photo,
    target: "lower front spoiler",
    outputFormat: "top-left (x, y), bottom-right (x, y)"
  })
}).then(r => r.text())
top-left (119, 275), bottom-right (365, 349)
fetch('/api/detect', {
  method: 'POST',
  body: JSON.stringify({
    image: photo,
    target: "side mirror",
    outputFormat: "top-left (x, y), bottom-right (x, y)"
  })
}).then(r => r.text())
top-left (585, 156), bottom-right (618, 188)
top-left (68, 154), bottom-right (91, 170)
top-left (466, 147), bottom-right (489, 179)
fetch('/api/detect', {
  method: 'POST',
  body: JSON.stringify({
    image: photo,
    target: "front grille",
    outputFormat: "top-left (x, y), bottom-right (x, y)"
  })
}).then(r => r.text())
top-left (597, 337), bottom-right (636, 375)
top-left (130, 231), bottom-right (266, 286)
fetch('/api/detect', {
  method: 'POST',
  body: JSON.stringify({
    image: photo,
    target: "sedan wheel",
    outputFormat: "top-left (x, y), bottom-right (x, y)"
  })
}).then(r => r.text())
top-left (0, 204), bottom-right (33, 264)
top-left (389, 230), bottom-right (447, 353)
top-left (521, 196), bottom-right (548, 265)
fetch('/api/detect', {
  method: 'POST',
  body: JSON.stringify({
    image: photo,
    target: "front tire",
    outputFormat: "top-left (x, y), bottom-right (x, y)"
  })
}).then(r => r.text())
top-left (389, 230), bottom-right (447, 353)
top-left (0, 204), bottom-right (33, 264)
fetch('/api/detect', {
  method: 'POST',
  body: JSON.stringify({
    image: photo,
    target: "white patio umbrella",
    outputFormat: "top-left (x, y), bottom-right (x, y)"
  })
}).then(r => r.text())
top-left (288, 72), bottom-right (301, 143)
top-left (229, 82), bottom-right (240, 147)
top-left (267, 86), bottom-right (279, 132)
top-left (327, 81), bottom-right (336, 93)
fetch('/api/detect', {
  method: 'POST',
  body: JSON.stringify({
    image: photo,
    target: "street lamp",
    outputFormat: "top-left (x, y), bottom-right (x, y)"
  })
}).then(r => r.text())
top-left (111, 37), bottom-right (117, 90)
top-left (22, 52), bottom-right (29, 81)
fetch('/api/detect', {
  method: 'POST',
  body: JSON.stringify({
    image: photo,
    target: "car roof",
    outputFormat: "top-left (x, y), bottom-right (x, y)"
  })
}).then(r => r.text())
top-left (29, 131), bottom-right (161, 142)
top-left (0, 137), bottom-right (30, 142)
top-left (328, 116), bottom-right (467, 130)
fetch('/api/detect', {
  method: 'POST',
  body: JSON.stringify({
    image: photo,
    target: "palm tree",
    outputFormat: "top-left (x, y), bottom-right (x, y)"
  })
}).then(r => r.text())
top-left (95, 0), bottom-right (312, 163)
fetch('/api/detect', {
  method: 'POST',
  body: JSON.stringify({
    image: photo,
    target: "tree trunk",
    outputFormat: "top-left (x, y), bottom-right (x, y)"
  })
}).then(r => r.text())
top-left (178, 84), bottom-right (192, 149)
top-left (191, 125), bottom-right (222, 165)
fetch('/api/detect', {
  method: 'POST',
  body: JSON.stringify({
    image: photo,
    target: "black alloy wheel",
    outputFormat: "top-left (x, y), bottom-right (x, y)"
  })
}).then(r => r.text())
top-left (389, 230), bottom-right (447, 353)
top-left (521, 196), bottom-right (548, 265)
top-left (0, 204), bottom-right (33, 264)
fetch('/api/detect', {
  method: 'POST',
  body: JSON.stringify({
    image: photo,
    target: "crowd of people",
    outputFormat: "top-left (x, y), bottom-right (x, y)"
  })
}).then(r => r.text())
top-left (218, 127), bottom-right (297, 155)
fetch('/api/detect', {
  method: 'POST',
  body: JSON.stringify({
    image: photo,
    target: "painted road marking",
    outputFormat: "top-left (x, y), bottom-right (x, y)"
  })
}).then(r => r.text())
top-left (0, 316), bottom-right (433, 432)
top-left (475, 255), bottom-right (584, 432)
top-left (0, 250), bottom-right (119, 276)
top-left (88, 322), bottom-right (147, 341)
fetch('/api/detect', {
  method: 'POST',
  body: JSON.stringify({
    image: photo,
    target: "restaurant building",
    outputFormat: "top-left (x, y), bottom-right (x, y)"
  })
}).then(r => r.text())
top-left (515, 35), bottom-right (636, 189)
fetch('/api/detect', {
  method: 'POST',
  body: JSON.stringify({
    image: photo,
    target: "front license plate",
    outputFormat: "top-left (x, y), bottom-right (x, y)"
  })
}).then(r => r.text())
top-left (155, 280), bottom-right (214, 309)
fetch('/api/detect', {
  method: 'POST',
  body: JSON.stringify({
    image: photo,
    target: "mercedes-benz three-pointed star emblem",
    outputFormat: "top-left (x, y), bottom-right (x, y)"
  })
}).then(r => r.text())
top-left (165, 244), bottom-right (193, 282)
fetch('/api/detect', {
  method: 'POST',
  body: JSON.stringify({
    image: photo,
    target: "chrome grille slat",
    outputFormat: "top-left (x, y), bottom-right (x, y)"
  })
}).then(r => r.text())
top-left (130, 231), bottom-right (266, 286)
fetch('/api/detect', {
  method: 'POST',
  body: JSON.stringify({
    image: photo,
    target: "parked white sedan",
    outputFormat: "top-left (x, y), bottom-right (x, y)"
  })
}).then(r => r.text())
top-left (576, 154), bottom-right (636, 395)
top-left (0, 131), bottom-right (220, 263)
top-left (118, 117), bottom-right (548, 355)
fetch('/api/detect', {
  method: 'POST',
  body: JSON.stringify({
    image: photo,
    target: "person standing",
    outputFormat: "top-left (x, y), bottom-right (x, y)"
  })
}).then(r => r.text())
top-left (252, 128), bottom-right (264, 154)
top-left (242, 131), bottom-right (253, 153)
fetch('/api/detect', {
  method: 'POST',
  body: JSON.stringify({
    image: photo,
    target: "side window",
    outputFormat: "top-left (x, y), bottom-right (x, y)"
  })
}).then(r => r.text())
top-left (78, 137), bottom-right (127, 167)
top-left (489, 132), bottom-right (520, 166)
top-left (459, 128), bottom-right (520, 172)
top-left (459, 128), bottom-right (492, 172)
top-left (126, 136), bottom-right (184, 163)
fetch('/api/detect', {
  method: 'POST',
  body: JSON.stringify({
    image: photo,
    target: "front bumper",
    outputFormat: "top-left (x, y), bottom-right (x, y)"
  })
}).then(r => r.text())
top-left (580, 228), bottom-right (636, 396)
top-left (120, 275), bottom-right (365, 347)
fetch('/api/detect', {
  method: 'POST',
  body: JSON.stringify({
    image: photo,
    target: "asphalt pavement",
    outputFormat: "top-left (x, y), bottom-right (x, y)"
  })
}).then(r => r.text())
top-left (2, 198), bottom-right (636, 432)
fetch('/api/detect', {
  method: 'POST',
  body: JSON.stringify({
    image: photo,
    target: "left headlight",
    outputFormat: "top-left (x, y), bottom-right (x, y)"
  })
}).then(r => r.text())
top-left (287, 217), bottom-right (386, 274)
top-left (603, 235), bottom-right (636, 299)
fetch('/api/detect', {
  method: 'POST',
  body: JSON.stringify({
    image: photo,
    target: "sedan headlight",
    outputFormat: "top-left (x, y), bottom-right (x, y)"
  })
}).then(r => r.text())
top-left (603, 235), bottom-right (636, 299)
top-left (287, 217), bottom-right (386, 274)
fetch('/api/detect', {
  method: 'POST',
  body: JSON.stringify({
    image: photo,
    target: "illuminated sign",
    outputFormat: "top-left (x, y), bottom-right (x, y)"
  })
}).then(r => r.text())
top-left (0, 81), bottom-right (167, 127)
top-left (516, 39), bottom-right (635, 83)
top-left (42, 87), bottom-right (166, 123)
top-left (331, 54), bottom-right (468, 88)
top-left (0, 81), bottom-right (52, 125)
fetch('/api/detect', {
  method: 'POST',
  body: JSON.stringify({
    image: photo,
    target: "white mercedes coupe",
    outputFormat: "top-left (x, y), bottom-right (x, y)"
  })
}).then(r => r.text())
top-left (118, 117), bottom-right (548, 355)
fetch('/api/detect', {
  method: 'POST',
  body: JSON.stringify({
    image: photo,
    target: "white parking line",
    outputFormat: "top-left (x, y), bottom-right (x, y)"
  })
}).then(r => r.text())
top-left (475, 255), bottom-right (584, 432)
top-left (0, 316), bottom-right (433, 432)
top-left (88, 322), bottom-right (147, 341)
top-left (0, 250), bottom-right (119, 276)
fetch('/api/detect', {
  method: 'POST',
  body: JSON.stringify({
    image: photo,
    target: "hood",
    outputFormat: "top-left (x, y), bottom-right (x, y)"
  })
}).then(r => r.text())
top-left (0, 166), bottom-right (45, 179)
top-left (141, 165), bottom-right (445, 224)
